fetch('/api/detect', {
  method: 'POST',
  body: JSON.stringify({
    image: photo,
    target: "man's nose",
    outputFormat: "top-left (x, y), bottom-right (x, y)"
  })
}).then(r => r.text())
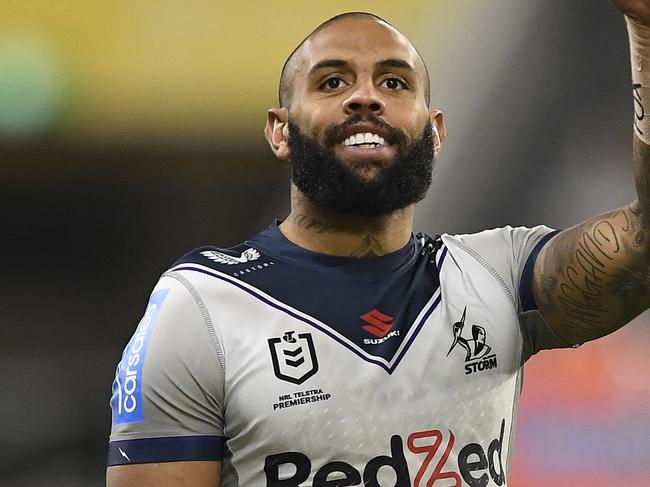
top-left (343, 81), bottom-right (385, 116)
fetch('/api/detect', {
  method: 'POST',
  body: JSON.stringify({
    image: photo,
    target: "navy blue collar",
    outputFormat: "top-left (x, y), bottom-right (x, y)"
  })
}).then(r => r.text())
top-left (248, 222), bottom-right (417, 275)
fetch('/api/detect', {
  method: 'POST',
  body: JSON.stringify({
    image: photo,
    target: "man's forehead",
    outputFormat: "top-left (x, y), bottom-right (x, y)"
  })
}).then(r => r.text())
top-left (299, 17), bottom-right (420, 71)
top-left (278, 14), bottom-right (430, 107)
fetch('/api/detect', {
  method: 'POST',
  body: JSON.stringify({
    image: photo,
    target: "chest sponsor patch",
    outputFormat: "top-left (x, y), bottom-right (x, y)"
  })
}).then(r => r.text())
top-left (264, 419), bottom-right (506, 486)
top-left (111, 288), bottom-right (169, 425)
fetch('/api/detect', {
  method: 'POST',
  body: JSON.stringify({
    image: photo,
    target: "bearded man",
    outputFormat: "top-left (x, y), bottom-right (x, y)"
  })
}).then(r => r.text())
top-left (106, 3), bottom-right (650, 486)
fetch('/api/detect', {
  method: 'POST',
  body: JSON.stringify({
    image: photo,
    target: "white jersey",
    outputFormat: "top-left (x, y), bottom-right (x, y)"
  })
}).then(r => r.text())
top-left (108, 223), bottom-right (568, 486)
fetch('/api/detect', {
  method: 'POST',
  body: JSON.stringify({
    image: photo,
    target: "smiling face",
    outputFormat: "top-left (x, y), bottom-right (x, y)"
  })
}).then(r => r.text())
top-left (265, 14), bottom-right (445, 216)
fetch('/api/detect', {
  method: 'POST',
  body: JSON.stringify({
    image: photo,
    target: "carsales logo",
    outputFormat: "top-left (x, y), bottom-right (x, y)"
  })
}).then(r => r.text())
top-left (111, 288), bottom-right (168, 425)
top-left (264, 419), bottom-right (506, 486)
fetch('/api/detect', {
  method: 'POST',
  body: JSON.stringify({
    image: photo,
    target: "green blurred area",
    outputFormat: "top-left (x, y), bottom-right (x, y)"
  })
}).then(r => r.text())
top-left (0, 0), bottom-right (442, 143)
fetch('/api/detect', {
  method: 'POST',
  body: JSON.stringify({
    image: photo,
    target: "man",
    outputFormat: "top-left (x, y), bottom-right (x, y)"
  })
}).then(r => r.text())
top-left (106, 3), bottom-right (650, 486)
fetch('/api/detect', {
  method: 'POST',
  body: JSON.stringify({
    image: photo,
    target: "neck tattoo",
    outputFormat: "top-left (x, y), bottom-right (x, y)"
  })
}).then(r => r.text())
top-left (349, 235), bottom-right (385, 259)
top-left (292, 214), bottom-right (340, 234)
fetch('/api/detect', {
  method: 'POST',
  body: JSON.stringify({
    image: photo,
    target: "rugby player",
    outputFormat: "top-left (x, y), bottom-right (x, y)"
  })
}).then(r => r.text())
top-left (107, 2), bottom-right (650, 486)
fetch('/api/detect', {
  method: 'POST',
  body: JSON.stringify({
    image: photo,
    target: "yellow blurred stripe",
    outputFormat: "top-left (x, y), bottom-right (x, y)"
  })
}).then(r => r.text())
top-left (1, 0), bottom-right (458, 141)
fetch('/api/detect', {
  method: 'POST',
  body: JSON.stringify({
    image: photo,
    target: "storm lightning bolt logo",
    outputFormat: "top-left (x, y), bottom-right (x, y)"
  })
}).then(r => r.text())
top-left (118, 447), bottom-right (132, 463)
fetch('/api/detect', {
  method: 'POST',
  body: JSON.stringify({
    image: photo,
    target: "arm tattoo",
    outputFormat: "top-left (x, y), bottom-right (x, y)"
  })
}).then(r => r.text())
top-left (630, 204), bottom-right (647, 246)
top-left (539, 274), bottom-right (557, 301)
top-left (540, 91), bottom-right (650, 343)
top-left (554, 221), bottom-right (621, 335)
top-left (538, 204), bottom-right (650, 343)
top-left (611, 262), bottom-right (650, 303)
top-left (633, 83), bottom-right (645, 138)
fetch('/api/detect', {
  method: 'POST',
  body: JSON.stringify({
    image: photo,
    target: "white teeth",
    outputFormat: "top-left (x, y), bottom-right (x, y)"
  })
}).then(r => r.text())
top-left (342, 132), bottom-right (387, 146)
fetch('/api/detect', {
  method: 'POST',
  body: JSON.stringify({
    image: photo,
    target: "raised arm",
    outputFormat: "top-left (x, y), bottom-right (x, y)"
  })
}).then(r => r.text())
top-left (532, 2), bottom-right (650, 345)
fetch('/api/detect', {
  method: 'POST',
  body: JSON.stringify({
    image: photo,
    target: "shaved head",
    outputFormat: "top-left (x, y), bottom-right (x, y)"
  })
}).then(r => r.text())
top-left (264, 11), bottom-right (444, 218)
top-left (278, 12), bottom-right (431, 108)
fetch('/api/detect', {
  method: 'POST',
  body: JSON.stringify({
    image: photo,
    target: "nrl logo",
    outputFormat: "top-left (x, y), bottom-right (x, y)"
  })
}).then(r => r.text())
top-left (268, 331), bottom-right (319, 385)
top-left (201, 248), bottom-right (260, 265)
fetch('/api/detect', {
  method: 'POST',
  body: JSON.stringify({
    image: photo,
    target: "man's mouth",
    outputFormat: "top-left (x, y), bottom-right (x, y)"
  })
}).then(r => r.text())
top-left (334, 122), bottom-right (397, 162)
top-left (342, 132), bottom-right (388, 149)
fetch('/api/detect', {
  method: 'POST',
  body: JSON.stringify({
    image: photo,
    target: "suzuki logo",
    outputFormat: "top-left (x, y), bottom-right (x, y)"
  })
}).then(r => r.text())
top-left (361, 309), bottom-right (394, 338)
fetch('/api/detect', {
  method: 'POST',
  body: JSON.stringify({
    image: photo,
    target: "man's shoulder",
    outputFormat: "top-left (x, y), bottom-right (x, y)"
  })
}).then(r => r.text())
top-left (437, 224), bottom-right (557, 311)
top-left (172, 242), bottom-right (263, 270)
top-left (163, 236), bottom-right (280, 293)
top-left (441, 224), bottom-right (555, 257)
top-left (443, 224), bottom-right (554, 241)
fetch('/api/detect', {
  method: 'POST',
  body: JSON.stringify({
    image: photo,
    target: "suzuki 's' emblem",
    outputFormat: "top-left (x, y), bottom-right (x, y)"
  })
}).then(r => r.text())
top-left (360, 309), bottom-right (394, 338)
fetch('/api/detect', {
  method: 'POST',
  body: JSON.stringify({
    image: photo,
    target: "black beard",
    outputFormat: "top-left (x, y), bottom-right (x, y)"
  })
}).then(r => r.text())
top-left (287, 114), bottom-right (435, 216)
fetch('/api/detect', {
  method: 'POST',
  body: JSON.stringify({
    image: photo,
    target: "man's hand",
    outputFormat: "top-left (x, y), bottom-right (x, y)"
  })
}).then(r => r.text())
top-left (611, 0), bottom-right (650, 25)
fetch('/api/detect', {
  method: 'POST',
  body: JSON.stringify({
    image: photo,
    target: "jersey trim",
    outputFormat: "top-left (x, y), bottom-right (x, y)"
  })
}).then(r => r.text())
top-left (519, 230), bottom-right (560, 312)
top-left (249, 222), bottom-right (417, 273)
top-left (107, 435), bottom-right (225, 466)
top-left (171, 260), bottom-right (446, 374)
top-left (436, 246), bottom-right (449, 270)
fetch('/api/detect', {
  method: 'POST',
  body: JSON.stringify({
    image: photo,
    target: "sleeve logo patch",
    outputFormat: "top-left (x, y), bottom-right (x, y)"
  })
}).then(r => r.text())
top-left (446, 307), bottom-right (498, 375)
top-left (201, 248), bottom-right (260, 265)
top-left (111, 288), bottom-right (169, 425)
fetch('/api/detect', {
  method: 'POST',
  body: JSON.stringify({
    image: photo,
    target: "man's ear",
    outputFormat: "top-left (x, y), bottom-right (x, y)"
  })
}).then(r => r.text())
top-left (430, 110), bottom-right (446, 157)
top-left (264, 108), bottom-right (290, 160)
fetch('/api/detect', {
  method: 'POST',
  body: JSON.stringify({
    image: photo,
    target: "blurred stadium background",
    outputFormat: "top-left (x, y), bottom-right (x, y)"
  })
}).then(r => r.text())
top-left (1, 0), bottom-right (649, 485)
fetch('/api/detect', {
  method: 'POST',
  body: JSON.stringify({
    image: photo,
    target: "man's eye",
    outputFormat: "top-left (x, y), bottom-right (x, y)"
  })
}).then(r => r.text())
top-left (323, 78), bottom-right (342, 90)
top-left (383, 78), bottom-right (406, 90)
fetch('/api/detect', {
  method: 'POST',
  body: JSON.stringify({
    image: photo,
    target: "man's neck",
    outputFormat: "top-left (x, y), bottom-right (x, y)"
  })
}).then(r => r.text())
top-left (278, 189), bottom-right (414, 259)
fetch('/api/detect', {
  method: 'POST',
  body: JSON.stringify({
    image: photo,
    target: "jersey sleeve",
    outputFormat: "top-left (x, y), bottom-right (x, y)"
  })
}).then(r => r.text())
top-left (448, 225), bottom-right (572, 360)
top-left (107, 271), bottom-right (225, 466)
